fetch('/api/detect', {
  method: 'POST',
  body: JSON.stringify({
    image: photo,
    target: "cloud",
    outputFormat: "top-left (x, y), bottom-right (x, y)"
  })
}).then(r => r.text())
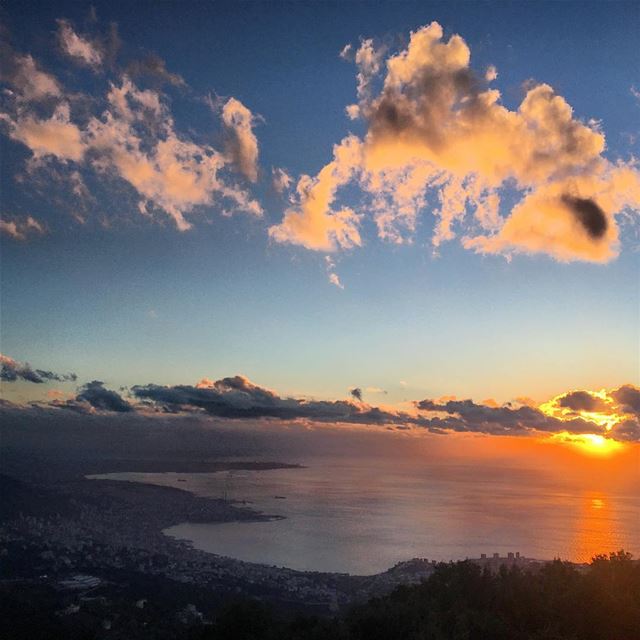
top-left (86, 79), bottom-right (262, 229)
top-left (0, 46), bottom-right (61, 101)
top-left (131, 375), bottom-right (410, 425)
top-left (351, 38), bottom-right (384, 112)
top-left (557, 390), bottom-right (608, 413)
top-left (221, 97), bottom-right (260, 182)
top-left (325, 255), bottom-right (344, 288)
top-left (366, 387), bottom-right (387, 394)
top-left (538, 386), bottom-right (640, 441)
top-left (350, 387), bottom-right (363, 401)
top-left (0, 354), bottom-right (76, 384)
top-left (416, 396), bottom-right (589, 436)
top-left (272, 167), bottom-right (292, 194)
top-left (269, 135), bottom-right (363, 251)
top-left (126, 54), bottom-right (185, 87)
top-left (610, 385), bottom-right (640, 415)
top-left (2, 362), bottom-right (638, 442)
top-left (270, 22), bottom-right (640, 262)
top-left (328, 272), bottom-right (344, 289)
top-left (1, 102), bottom-right (86, 161)
top-left (1, 32), bottom-right (262, 231)
top-left (128, 375), bottom-right (638, 442)
top-left (57, 19), bottom-right (103, 68)
top-left (76, 380), bottom-right (133, 413)
top-left (414, 384), bottom-right (640, 443)
top-left (485, 65), bottom-right (498, 82)
top-left (0, 214), bottom-right (45, 240)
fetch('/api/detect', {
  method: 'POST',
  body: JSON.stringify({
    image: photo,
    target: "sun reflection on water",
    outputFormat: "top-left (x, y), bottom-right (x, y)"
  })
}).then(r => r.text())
top-left (571, 493), bottom-right (620, 563)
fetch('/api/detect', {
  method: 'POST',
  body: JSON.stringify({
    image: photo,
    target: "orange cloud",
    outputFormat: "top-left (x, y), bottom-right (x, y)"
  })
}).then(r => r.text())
top-left (1, 42), bottom-right (262, 230)
top-left (269, 136), bottom-right (363, 251)
top-left (2, 103), bottom-right (86, 161)
top-left (271, 22), bottom-right (640, 262)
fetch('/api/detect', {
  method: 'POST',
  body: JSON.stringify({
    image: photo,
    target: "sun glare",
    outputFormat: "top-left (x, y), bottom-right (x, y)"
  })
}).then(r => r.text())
top-left (551, 432), bottom-right (624, 457)
top-left (537, 388), bottom-right (632, 456)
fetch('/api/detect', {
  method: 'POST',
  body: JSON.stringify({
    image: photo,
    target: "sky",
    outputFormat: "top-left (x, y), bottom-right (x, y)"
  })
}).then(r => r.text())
top-left (0, 1), bottom-right (639, 451)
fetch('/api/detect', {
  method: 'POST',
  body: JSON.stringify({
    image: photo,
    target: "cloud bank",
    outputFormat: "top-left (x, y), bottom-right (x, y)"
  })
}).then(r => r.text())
top-left (36, 371), bottom-right (640, 443)
top-left (1, 353), bottom-right (636, 442)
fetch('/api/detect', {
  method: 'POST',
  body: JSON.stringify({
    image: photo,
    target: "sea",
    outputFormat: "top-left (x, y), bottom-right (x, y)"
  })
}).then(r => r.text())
top-left (90, 454), bottom-right (640, 575)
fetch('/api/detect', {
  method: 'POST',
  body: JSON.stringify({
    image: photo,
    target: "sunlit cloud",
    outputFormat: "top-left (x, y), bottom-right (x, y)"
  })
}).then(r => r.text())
top-left (550, 432), bottom-right (624, 457)
top-left (86, 78), bottom-right (263, 229)
top-left (1, 102), bottom-right (86, 161)
top-left (270, 22), bottom-right (640, 262)
top-left (269, 135), bottom-right (363, 250)
top-left (0, 25), bottom-right (262, 231)
top-left (539, 386), bottom-right (640, 443)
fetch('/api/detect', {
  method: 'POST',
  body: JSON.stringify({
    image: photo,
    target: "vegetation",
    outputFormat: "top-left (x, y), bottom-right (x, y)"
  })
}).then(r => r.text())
top-left (2, 552), bottom-right (638, 639)
top-left (194, 551), bottom-right (640, 640)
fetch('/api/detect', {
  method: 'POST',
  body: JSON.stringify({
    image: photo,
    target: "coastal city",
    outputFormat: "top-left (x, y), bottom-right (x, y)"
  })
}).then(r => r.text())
top-left (1, 467), bottom-right (561, 638)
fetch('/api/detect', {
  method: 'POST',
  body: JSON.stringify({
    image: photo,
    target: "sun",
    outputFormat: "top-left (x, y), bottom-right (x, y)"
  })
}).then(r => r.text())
top-left (551, 432), bottom-right (624, 457)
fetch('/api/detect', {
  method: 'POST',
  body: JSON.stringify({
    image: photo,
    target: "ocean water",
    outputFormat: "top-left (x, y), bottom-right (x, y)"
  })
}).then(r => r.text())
top-left (92, 456), bottom-right (640, 575)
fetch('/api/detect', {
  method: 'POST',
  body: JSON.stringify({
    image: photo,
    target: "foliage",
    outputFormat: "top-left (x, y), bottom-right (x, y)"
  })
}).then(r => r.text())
top-left (194, 551), bottom-right (640, 640)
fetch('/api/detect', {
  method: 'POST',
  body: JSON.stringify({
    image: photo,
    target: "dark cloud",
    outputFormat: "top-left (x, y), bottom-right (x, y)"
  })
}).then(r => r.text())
top-left (77, 380), bottom-right (133, 413)
top-left (131, 375), bottom-right (635, 440)
top-left (608, 419), bottom-right (640, 442)
top-left (557, 390), bottom-right (607, 413)
top-left (131, 376), bottom-right (397, 424)
top-left (0, 354), bottom-right (77, 384)
top-left (368, 66), bottom-right (479, 152)
top-left (610, 385), bottom-right (640, 416)
top-left (561, 195), bottom-right (608, 239)
top-left (416, 397), bottom-right (598, 436)
top-left (3, 363), bottom-right (637, 442)
top-left (126, 54), bottom-right (185, 87)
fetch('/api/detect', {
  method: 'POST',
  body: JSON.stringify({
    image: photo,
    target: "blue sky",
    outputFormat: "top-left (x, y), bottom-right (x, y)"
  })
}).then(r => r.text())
top-left (1, 1), bottom-right (638, 408)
